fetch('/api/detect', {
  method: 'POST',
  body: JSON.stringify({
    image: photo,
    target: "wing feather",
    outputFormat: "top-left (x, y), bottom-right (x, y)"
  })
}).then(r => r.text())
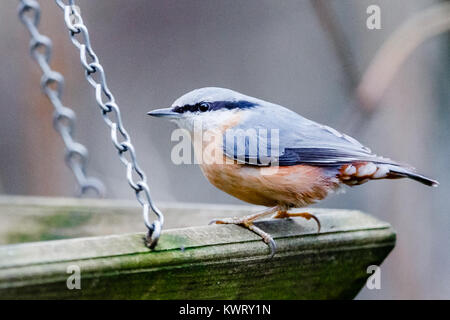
top-left (223, 104), bottom-right (398, 167)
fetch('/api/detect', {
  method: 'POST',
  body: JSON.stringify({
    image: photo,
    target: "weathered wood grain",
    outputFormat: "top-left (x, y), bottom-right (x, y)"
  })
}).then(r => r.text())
top-left (0, 201), bottom-right (396, 299)
top-left (0, 195), bottom-right (259, 244)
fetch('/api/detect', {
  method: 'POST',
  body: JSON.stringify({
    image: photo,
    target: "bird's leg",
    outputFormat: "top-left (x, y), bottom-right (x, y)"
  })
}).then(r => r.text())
top-left (272, 210), bottom-right (321, 233)
top-left (209, 206), bottom-right (279, 258)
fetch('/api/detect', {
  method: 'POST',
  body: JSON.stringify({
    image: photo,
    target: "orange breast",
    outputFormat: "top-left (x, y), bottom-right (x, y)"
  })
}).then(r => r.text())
top-left (195, 128), bottom-right (340, 208)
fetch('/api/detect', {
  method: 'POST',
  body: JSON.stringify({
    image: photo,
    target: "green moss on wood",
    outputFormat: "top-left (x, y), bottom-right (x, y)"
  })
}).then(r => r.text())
top-left (0, 203), bottom-right (396, 300)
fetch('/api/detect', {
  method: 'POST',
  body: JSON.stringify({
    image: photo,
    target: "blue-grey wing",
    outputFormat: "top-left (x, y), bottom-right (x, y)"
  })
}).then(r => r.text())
top-left (223, 104), bottom-right (397, 166)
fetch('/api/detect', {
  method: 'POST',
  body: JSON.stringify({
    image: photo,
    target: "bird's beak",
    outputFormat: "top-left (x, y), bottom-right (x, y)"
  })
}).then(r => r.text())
top-left (147, 107), bottom-right (181, 119)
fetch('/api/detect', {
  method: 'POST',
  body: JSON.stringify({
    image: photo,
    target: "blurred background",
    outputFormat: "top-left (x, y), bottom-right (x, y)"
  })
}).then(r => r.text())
top-left (0, 0), bottom-right (448, 299)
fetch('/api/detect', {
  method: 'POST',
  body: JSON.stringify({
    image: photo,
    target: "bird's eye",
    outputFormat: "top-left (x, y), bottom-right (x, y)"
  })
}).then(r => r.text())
top-left (199, 102), bottom-right (210, 112)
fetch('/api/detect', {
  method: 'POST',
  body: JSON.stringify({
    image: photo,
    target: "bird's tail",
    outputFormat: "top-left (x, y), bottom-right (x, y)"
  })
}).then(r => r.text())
top-left (339, 162), bottom-right (439, 187)
top-left (387, 165), bottom-right (438, 187)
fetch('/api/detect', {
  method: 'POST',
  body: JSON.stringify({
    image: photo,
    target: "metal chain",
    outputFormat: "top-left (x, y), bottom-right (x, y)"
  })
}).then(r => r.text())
top-left (17, 0), bottom-right (105, 197)
top-left (54, 0), bottom-right (164, 248)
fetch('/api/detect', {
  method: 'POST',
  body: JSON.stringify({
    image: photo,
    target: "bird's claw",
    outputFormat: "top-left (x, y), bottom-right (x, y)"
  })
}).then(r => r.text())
top-left (273, 211), bottom-right (321, 234)
top-left (264, 235), bottom-right (277, 259)
top-left (208, 219), bottom-right (219, 225)
top-left (208, 216), bottom-right (277, 258)
top-left (311, 215), bottom-right (321, 234)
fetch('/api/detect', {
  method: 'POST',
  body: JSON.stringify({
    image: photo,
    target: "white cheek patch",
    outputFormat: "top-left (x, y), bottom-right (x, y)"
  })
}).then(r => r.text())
top-left (356, 162), bottom-right (377, 177)
top-left (172, 110), bottom-right (240, 133)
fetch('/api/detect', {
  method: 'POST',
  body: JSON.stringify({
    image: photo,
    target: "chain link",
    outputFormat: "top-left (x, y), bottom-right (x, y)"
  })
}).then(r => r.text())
top-left (18, 0), bottom-right (105, 197)
top-left (54, 0), bottom-right (164, 248)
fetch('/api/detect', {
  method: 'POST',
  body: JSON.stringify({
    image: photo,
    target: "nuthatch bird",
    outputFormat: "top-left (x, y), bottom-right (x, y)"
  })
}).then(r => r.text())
top-left (148, 87), bottom-right (438, 257)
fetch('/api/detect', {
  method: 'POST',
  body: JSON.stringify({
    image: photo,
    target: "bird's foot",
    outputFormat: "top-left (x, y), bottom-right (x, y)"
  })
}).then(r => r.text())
top-left (209, 208), bottom-right (279, 258)
top-left (273, 211), bottom-right (321, 233)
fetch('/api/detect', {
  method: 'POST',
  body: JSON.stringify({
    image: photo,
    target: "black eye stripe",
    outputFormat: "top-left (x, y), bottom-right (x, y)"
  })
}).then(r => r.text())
top-left (173, 105), bottom-right (198, 113)
top-left (172, 100), bottom-right (257, 114)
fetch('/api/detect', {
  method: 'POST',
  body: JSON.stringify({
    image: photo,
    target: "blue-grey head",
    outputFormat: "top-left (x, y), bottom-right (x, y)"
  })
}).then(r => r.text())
top-left (147, 87), bottom-right (261, 131)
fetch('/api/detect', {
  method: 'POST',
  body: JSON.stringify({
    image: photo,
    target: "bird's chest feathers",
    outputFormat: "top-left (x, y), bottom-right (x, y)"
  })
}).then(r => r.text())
top-left (191, 113), bottom-right (242, 170)
top-left (187, 113), bottom-right (339, 207)
top-left (192, 128), bottom-right (227, 167)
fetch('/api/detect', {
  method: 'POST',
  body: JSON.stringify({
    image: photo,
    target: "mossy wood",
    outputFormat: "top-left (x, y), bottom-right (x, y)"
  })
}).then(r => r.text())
top-left (0, 196), bottom-right (395, 299)
top-left (0, 196), bottom-right (268, 245)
